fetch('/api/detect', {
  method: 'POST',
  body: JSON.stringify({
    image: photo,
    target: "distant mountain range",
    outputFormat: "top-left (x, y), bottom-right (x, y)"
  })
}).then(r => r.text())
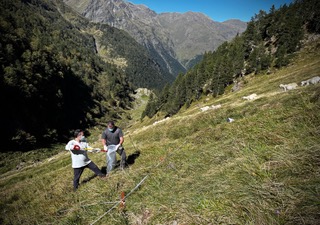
top-left (63, 0), bottom-right (247, 76)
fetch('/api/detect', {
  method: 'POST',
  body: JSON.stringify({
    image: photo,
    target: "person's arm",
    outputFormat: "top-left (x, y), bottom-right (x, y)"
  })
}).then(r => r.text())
top-left (118, 129), bottom-right (124, 146)
top-left (66, 140), bottom-right (80, 150)
top-left (102, 139), bottom-right (108, 151)
top-left (119, 136), bottom-right (124, 145)
top-left (65, 142), bottom-right (70, 151)
top-left (101, 131), bottom-right (108, 150)
top-left (101, 131), bottom-right (106, 145)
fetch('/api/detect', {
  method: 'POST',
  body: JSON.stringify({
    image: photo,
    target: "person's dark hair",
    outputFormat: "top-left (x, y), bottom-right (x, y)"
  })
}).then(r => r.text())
top-left (74, 129), bottom-right (83, 138)
top-left (107, 121), bottom-right (115, 126)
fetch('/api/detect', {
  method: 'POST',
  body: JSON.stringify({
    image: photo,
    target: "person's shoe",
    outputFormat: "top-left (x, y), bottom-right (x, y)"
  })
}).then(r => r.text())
top-left (120, 164), bottom-right (126, 170)
top-left (99, 174), bottom-right (108, 179)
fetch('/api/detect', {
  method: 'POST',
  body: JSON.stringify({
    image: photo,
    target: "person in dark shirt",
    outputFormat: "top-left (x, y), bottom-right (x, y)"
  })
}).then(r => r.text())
top-left (101, 121), bottom-right (127, 171)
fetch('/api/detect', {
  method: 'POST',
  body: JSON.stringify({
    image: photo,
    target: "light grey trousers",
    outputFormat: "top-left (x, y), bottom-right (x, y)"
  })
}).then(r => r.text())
top-left (106, 146), bottom-right (126, 173)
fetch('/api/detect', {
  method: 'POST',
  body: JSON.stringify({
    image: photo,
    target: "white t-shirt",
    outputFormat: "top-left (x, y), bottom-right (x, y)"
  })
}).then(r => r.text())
top-left (65, 140), bottom-right (91, 168)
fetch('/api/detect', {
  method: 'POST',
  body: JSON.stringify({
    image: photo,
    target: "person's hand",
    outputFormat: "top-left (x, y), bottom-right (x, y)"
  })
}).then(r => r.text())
top-left (103, 145), bottom-right (108, 152)
top-left (73, 145), bottom-right (80, 150)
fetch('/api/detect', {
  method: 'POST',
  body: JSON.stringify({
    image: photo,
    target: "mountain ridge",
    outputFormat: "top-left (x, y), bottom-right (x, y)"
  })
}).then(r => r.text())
top-left (157, 12), bottom-right (246, 67)
top-left (63, 0), bottom-right (247, 75)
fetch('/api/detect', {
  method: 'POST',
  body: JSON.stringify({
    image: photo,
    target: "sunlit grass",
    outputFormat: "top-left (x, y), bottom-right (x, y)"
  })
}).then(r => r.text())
top-left (1, 42), bottom-right (320, 224)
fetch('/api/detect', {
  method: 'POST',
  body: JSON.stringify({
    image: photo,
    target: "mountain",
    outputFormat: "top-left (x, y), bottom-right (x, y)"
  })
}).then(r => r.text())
top-left (63, 0), bottom-right (247, 74)
top-left (63, 0), bottom-right (185, 76)
top-left (157, 13), bottom-right (247, 68)
top-left (58, 0), bottom-right (175, 90)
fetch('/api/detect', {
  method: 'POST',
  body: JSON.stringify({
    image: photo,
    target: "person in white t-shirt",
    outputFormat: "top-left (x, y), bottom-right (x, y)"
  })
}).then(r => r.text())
top-left (65, 129), bottom-right (106, 191)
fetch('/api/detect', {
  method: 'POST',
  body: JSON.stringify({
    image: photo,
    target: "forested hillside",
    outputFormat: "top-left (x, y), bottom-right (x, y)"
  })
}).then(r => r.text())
top-left (0, 0), bottom-right (170, 150)
top-left (142, 0), bottom-right (320, 119)
top-left (57, 1), bottom-right (174, 89)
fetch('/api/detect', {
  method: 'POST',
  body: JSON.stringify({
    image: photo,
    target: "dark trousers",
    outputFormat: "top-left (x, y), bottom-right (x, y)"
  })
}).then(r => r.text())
top-left (73, 161), bottom-right (104, 190)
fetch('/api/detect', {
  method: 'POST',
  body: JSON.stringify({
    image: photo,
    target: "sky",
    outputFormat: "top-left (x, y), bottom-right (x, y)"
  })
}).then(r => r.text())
top-left (127, 0), bottom-right (293, 22)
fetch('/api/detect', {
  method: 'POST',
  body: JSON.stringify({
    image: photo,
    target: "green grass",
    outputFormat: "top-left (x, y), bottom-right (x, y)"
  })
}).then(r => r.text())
top-left (1, 42), bottom-right (320, 224)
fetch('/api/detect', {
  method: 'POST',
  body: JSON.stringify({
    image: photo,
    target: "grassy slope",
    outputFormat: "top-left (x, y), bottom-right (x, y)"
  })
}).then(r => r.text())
top-left (0, 40), bottom-right (320, 225)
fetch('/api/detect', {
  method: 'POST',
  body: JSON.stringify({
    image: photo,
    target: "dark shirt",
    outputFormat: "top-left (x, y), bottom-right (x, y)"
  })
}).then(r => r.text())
top-left (101, 127), bottom-right (123, 146)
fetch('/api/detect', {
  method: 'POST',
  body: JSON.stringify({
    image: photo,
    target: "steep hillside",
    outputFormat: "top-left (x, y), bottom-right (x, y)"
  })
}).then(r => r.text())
top-left (0, 38), bottom-right (319, 225)
top-left (0, 0), bottom-right (171, 150)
